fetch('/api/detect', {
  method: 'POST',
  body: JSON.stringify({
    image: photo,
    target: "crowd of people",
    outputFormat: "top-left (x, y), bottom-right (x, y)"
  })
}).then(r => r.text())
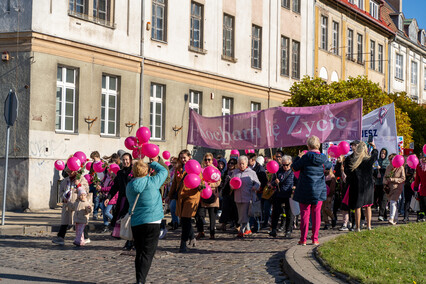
top-left (51, 135), bottom-right (426, 284)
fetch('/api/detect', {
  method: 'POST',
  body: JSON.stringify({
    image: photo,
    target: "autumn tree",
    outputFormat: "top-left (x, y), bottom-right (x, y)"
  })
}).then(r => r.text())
top-left (284, 76), bottom-right (413, 147)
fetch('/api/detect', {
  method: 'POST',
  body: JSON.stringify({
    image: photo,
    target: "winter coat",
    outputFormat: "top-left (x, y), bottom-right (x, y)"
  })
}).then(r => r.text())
top-left (59, 176), bottom-right (90, 225)
top-left (414, 162), bottom-right (426, 197)
top-left (373, 148), bottom-right (389, 185)
top-left (107, 166), bottom-right (132, 226)
top-left (126, 162), bottom-right (168, 226)
top-left (200, 167), bottom-right (221, 208)
top-left (231, 167), bottom-right (260, 203)
top-left (271, 168), bottom-right (294, 199)
top-left (292, 151), bottom-right (332, 205)
top-left (384, 165), bottom-right (406, 201)
top-left (70, 200), bottom-right (92, 224)
top-left (251, 162), bottom-right (268, 193)
top-left (344, 149), bottom-right (378, 209)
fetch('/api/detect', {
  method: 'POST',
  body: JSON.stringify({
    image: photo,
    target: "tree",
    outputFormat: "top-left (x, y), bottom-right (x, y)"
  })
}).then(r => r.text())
top-left (284, 76), bottom-right (413, 147)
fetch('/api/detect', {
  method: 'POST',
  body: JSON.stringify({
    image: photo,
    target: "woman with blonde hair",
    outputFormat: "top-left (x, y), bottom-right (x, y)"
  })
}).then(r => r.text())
top-left (345, 141), bottom-right (378, 231)
top-left (195, 153), bottom-right (221, 240)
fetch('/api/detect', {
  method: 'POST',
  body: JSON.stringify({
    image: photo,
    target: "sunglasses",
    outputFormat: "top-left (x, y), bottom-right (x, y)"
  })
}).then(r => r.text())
top-left (276, 156), bottom-right (282, 158)
top-left (283, 164), bottom-right (290, 166)
top-left (204, 158), bottom-right (212, 161)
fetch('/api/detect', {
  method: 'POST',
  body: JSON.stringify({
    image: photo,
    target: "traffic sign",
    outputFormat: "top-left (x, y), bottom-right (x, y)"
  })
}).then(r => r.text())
top-left (4, 90), bottom-right (18, 126)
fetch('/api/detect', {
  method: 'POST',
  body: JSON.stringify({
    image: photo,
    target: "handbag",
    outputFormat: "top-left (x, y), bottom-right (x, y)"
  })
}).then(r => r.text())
top-left (410, 196), bottom-right (420, 212)
top-left (261, 186), bottom-right (275, 200)
top-left (119, 193), bottom-right (140, 241)
top-left (249, 194), bottom-right (262, 217)
top-left (289, 198), bottom-right (300, 216)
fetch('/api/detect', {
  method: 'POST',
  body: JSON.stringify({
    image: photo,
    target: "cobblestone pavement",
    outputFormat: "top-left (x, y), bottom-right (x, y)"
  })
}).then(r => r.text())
top-left (0, 222), bottom-right (343, 284)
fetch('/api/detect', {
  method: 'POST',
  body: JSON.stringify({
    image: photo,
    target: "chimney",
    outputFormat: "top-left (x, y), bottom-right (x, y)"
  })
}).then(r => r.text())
top-left (387, 0), bottom-right (402, 13)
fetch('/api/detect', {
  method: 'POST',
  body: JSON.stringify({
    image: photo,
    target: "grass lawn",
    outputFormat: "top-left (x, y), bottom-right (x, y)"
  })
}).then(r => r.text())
top-left (317, 222), bottom-right (426, 284)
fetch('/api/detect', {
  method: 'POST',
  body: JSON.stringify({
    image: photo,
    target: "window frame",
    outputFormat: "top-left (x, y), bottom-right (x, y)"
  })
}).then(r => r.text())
top-left (357, 33), bottom-right (363, 64)
top-left (320, 16), bottom-right (328, 51)
top-left (378, 44), bottom-right (383, 73)
top-left (56, 66), bottom-right (77, 133)
top-left (370, 40), bottom-right (375, 70)
top-left (190, 1), bottom-right (203, 49)
top-left (151, 0), bottom-right (167, 42)
top-left (222, 13), bottom-right (235, 59)
top-left (189, 90), bottom-right (202, 114)
top-left (68, 0), bottom-right (114, 28)
top-left (291, 40), bottom-right (300, 79)
top-left (150, 83), bottom-right (165, 140)
top-left (221, 97), bottom-right (233, 134)
top-left (395, 53), bottom-right (403, 80)
top-left (370, 0), bottom-right (379, 19)
top-left (250, 102), bottom-right (261, 112)
top-left (280, 36), bottom-right (290, 77)
top-left (292, 0), bottom-right (300, 13)
top-left (347, 28), bottom-right (354, 60)
top-left (100, 74), bottom-right (119, 136)
top-left (332, 21), bottom-right (339, 55)
top-left (424, 67), bottom-right (426, 90)
top-left (251, 25), bottom-right (262, 69)
top-left (281, 0), bottom-right (290, 9)
top-left (411, 61), bottom-right (418, 85)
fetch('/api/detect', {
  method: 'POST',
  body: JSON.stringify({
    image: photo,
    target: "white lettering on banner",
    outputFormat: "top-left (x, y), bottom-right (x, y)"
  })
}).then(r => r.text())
top-left (286, 114), bottom-right (302, 135)
top-left (286, 114), bottom-right (348, 137)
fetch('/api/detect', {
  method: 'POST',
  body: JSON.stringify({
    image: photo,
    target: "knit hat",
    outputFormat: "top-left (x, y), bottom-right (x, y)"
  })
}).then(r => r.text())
top-left (117, 149), bottom-right (126, 159)
top-left (256, 156), bottom-right (265, 166)
top-left (77, 188), bottom-right (87, 197)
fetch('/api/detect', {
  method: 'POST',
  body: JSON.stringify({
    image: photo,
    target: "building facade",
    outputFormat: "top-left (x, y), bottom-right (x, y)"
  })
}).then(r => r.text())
top-left (0, 0), bottom-right (314, 210)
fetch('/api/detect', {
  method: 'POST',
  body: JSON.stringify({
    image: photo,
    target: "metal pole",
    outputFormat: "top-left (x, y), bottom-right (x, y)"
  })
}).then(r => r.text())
top-left (1, 126), bottom-right (10, 226)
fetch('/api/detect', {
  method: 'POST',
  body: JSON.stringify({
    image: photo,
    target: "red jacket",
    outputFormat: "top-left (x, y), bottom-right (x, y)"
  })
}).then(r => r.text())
top-left (414, 164), bottom-right (426, 197)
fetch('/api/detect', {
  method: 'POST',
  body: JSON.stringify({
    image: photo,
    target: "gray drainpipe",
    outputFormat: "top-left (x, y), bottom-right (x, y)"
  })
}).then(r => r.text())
top-left (313, 0), bottom-right (316, 77)
top-left (139, 0), bottom-right (145, 127)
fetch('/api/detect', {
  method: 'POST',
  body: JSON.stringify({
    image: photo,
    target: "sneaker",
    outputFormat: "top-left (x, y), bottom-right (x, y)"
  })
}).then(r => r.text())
top-left (361, 220), bottom-right (366, 228)
top-left (52, 237), bottom-right (65, 245)
top-left (243, 230), bottom-right (252, 236)
top-left (298, 241), bottom-right (306, 246)
top-left (159, 228), bottom-right (168, 239)
top-left (73, 241), bottom-right (81, 247)
top-left (312, 241), bottom-right (320, 245)
top-left (378, 216), bottom-right (384, 221)
top-left (237, 232), bottom-right (244, 238)
top-left (85, 238), bottom-right (91, 244)
top-left (388, 220), bottom-right (396, 225)
top-left (339, 225), bottom-right (349, 231)
top-left (284, 231), bottom-right (292, 239)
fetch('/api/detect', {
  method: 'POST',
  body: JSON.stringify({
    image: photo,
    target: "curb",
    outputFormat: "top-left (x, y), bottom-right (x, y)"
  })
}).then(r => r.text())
top-left (0, 223), bottom-right (105, 236)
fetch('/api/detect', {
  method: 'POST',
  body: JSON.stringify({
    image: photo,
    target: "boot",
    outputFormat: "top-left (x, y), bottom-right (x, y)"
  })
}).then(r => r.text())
top-left (179, 240), bottom-right (188, 253)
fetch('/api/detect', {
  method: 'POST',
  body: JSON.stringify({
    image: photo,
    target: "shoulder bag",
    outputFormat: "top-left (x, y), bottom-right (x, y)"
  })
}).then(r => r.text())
top-left (119, 193), bottom-right (140, 241)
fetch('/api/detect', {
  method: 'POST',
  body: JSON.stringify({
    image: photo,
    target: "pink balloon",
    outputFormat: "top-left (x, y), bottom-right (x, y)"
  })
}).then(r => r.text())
top-left (230, 150), bottom-right (240, 157)
top-left (136, 127), bottom-right (151, 144)
top-left (84, 174), bottom-right (92, 185)
top-left (203, 166), bottom-right (221, 183)
top-left (132, 148), bottom-right (144, 159)
top-left (230, 177), bottom-right (242, 189)
top-left (54, 160), bottom-right (65, 171)
top-left (73, 151), bottom-right (87, 165)
top-left (392, 155), bottom-right (404, 168)
top-left (93, 161), bottom-right (105, 173)
top-left (109, 164), bottom-right (120, 174)
top-left (407, 155), bottom-right (419, 169)
top-left (142, 143), bottom-right (160, 159)
top-left (245, 149), bottom-right (249, 155)
top-left (67, 157), bottom-right (82, 171)
top-left (185, 160), bottom-right (202, 175)
top-left (165, 161), bottom-right (171, 167)
top-left (266, 160), bottom-right (279, 174)
top-left (200, 184), bottom-right (212, 199)
top-left (125, 136), bottom-right (138, 150)
top-left (302, 150), bottom-right (308, 154)
top-left (423, 144), bottom-right (426, 155)
top-left (162, 151), bottom-right (171, 160)
top-left (294, 171), bottom-right (300, 178)
top-left (184, 173), bottom-right (201, 189)
top-left (85, 162), bottom-right (92, 171)
top-left (337, 141), bottom-right (350, 156)
top-left (328, 145), bottom-right (339, 158)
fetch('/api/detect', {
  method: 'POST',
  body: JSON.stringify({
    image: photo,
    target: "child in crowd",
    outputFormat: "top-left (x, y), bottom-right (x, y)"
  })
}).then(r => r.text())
top-left (71, 188), bottom-right (92, 246)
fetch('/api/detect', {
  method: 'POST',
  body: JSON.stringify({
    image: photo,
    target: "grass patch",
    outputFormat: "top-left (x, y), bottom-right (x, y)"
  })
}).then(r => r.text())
top-left (318, 222), bottom-right (426, 284)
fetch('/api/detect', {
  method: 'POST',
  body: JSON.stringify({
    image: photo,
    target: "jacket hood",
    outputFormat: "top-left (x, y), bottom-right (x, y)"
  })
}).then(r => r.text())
top-left (378, 148), bottom-right (390, 168)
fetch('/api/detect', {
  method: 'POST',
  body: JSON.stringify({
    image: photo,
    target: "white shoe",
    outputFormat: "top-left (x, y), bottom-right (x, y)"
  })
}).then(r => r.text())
top-left (388, 220), bottom-right (396, 226)
top-left (159, 228), bottom-right (168, 239)
top-left (52, 237), bottom-right (64, 245)
top-left (85, 238), bottom-right (91, 244)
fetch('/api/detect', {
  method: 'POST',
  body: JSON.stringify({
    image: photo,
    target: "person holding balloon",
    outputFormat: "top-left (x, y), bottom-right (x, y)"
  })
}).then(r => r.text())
top-left (218, 158), bottom-right (239, 231)
top-left (195, 153), bottom-right (222, 240)
top-left (402, 156), bottom-right (416, 222)
top-left (383, 154), bottom-right (406, 225)
top-left (413, 150), bottom-right (426, 222)
top-left (89, 151), bottom-right (103, 221)
top-left (99, 161), bottom-right (120, 232)
top-left (231, 155), bottom-right (261, 238)
top-left (292, 135), bottom-right (332, 245)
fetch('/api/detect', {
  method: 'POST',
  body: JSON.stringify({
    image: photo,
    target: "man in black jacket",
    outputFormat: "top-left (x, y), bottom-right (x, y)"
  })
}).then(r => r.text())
top-left (248, 153), bottom-right (268, 232)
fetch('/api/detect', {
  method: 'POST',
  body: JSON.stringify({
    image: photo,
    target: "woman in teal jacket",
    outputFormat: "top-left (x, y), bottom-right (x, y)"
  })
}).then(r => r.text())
top-left (126, 160), bottom-right (168, 284)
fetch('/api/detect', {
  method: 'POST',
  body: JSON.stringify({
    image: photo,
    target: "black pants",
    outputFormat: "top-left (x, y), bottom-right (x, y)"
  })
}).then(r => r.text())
top-left (419, 196), bottom-right (426, 217)
top-left (219, 195), bottom-right (238, 225)
top-left (403, 187), bottom-right (414, 219)
top-left (181, 217), bottom-right (195, 242)
top-left (57, 224), bottom-right (89, 239)
top-left (132, 223), bottom-right (161, 284)
top-left (196, 207), bottom-right (216, 235)
top-left (377, 185), bottom-right (388, 218)
top-left (271, 197), bottom-right (294, 233)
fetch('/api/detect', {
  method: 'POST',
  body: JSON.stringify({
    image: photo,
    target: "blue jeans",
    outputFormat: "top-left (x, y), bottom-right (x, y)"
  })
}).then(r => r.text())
top-left (170, 199), bottom-right (179, 225)
top-left (100, 202), bottom-right (113, 226)
top-left (262, 198), bottom-right (272, 226)
top-left (92, 195), bottom-right (101, 218)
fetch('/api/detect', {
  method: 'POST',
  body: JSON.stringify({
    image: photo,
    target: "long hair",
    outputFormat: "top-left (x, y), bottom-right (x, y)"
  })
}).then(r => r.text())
top-left (350, 143), bottom-right (370, 171)
top-left (177, 149), bottom-right (191, 172)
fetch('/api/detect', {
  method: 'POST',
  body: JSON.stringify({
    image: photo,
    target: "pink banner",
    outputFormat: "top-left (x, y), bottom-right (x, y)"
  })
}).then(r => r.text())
top-left (187, 99), bottom-right (363, 149)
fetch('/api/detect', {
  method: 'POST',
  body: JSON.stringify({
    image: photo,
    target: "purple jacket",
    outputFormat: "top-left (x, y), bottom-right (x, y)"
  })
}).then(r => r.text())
top-left (231, 167), bottom-right (260, 203)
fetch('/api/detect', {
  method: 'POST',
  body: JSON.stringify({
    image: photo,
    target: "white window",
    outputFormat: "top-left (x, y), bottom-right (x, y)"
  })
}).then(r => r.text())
top-left (292, 0), bottom-right (300, 13)
top-left (378, 44), bottom-right (383, 73)
top-left (69, 0), bottom-right (87, 14)
top-left (370, 40), bottom-right (375, 70)
top-left (370, 0), bottom-right (379, 19)
top-left (101, 75), bottom-right (118, 135)
top-left (348, 0), bottom-right (354, 4)
top-left (223, 14), bottom-right (235, 58)
top-left (150, 83), bottom-right (164, 140)
top-left (152, 0), bottom-right (167, 41)
top-left (347, 29), bottom-right (353, 60)
top-left (190, 1), bottom-right (203, 49)
top-left (332, 21), bottom-right (339, 55)
top-left (281, 0), bottom-right (290, 9)
top-left (357, 33), bottom-right (363, 64)
top-left (321, 16), bottom-right (328, 50)
top-left (222, 97), bottom-right (233, 133)
top-left (281, 36), bottom-right (290, 76)
top-left (358, 0), bottom-right (364, 10)
top-left (251, 25), bottom-right (262, 69)
top-left (395, 53), bottom-right (403, 80)
top-left (93, 0), bottom-right (108, 22)
top-left (411, 61), bottom-right (418, 85)
top-left (56, 67), bottom-right (76, 132)
top-left (189, 90), bottom-right (202, 114)
top-left (251, 102), bottom-right (261, 111)
top-left (292, 40), bottom-right (300, 79)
